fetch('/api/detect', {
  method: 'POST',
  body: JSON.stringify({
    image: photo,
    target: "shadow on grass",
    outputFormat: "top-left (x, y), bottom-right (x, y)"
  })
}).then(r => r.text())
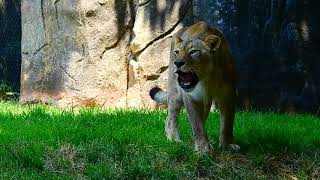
top-left (238, 135), bottom-right (320, 155)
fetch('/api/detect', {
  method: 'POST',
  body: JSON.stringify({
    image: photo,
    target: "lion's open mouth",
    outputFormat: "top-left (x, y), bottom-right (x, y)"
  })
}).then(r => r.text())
top-left (176, 71), bottom-right (199, 90)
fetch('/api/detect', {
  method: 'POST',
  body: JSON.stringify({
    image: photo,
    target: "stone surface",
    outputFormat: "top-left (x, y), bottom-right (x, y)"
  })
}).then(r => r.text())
top-left (20, 0), bottom-right (136, 108)
top-left (20, 0), bottom-right (189, 108)
top-left (131, 0), bottom-right (189, 54)
top-left (127, 36), bottom-right (172, 108)
top-left (127, 0), bottom-right (190, 108)
top-left (21, 0), bottom-right (81, 103)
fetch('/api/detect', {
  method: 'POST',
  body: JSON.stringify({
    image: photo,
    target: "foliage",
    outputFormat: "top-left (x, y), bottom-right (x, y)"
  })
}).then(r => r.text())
top-left (0, 0), bottom-right (20, 13)
top-left (0, 0), bottom-right (5, 13)
top-left (0, 102), bottom-right (319, 179)
top-left (0, 80), bottom-right (16, 100)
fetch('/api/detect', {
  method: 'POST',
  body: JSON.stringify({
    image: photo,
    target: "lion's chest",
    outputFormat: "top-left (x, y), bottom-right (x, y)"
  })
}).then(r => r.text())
top-left (185, 82), bottom-right (209, 102)
top-left (183, 80), bottom-right (228, 103)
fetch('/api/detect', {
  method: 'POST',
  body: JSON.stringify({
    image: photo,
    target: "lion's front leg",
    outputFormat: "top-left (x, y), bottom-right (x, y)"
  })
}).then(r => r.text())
top-left (184, 96), bottom-right (211, 153)
top-left (166, 92), bottom-right (183, 142)
top-left (218, 92), bottom-right (240, 152)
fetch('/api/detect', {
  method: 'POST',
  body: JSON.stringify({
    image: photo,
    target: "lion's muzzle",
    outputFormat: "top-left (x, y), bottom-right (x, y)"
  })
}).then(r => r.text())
top-left (176, 70), bottom-right (199, 90)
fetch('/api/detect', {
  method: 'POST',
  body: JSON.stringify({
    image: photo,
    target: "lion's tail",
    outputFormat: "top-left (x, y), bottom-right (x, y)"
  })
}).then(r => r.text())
top-left (149, 86), bottom-right (167, 104)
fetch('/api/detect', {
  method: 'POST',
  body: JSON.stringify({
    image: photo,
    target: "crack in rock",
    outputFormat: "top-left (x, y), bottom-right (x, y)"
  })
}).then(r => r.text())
top-left (134, 1), bottom-right (191, 55)
top-left (139, 0), bottom-right (153, 7)
top-left (54, 0), bottom-right (60, 29)
top-left (33, 43), bottom-right (48, 56)
top-left (99, 31), bottom-right (126, 59)
top-left (157, 66), bottom-right (168, 74)
top-left (146, 74), bottom-right (160, 81)
top-left (99, 1), bottom-right (138, 59)
top-left (145, 66), bottom-right (168, 81)
top-left (40, 0), bottom-right (46, 33)
top-left (59, 64), bottom-right (77, 83)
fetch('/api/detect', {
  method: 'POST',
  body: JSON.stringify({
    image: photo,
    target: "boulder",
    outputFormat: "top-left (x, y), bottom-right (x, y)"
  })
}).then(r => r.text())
top-left (20, 0), bottom-right (136, 108)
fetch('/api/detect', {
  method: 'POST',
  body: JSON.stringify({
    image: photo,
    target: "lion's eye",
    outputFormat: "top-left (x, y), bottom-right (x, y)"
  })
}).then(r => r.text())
top-left (189, 50), bottom-right (200, 58)
top-left (173, 50), bottom-right (180, 57)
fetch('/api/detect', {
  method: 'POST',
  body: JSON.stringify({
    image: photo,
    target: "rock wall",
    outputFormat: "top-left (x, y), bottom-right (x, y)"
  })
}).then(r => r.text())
top-left (128, 0), bottom-right (190, 107)
top-left (20, 0), bottom-right (320, 113)
top-left (20, 0), bottom-right (191, 108)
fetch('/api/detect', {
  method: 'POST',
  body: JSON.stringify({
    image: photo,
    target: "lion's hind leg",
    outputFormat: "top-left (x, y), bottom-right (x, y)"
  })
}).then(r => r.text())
top-left (218, 92), bottom-right (240, 152)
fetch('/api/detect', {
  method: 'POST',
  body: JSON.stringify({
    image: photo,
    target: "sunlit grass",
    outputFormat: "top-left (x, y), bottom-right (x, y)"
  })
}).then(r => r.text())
top-left (0, 101), bottom-right (319, 179)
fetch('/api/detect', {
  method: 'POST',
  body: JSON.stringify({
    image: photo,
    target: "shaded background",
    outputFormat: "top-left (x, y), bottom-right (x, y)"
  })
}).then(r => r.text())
top-left (1, 0), bottom-right (320, 114)
top-left (192, 0), bottom-right (320, 114)
top-left (0, 0), bottom-right (21, 91)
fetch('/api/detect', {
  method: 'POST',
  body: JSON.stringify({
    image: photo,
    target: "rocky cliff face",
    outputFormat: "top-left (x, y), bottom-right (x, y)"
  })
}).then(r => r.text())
top-left (20, 0), bottom-right (191, 108)
top-left (20, 0), bottom-right (320, 113)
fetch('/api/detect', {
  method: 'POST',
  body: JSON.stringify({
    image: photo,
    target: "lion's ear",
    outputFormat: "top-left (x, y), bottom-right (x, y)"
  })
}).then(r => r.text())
top-left (205, 35), bottom-right (221, 51)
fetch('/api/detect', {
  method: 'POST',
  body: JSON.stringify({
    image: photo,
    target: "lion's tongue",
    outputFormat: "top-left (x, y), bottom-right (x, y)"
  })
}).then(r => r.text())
top-left (180, 73), bottom-right (193, 82)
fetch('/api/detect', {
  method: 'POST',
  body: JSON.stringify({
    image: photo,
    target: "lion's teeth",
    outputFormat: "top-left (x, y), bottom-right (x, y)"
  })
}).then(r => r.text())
top-left (184, 82), bottom-right (191, 86)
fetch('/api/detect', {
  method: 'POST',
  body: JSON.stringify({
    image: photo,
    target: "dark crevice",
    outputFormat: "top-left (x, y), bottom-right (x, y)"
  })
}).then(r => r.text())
top-left (145, 66), bottom-right (168, 82)
top-left (126, 52), bottom-right (134, 106)
top-left (98, 1), bottom-right (107, 6)
top-left (100, 1), bottom-right (137, 59)
top-left (134, 4), bottom-right (191, 55)
top-left (99, 29), bottom-right (128, 59)
top-left (40, 0), bottom-right (46, 32)
top-left (157, 66), bottom-right (168, 74)
top-left (59, 64), bottom-right (77, 83)
top-left (139, 0), bottom-right (153, 7)
top-left (85, 9), bottom-right (96, 17)
top-left (33, 43), bottom-right (48, 56)
top-left (54, 0), bottom-right (60, 29)
top-left (81, 43), bottom-right (86, 57)
top-left (146, 74), bottom-right (160, 81)
top-left (125, 0), bottom-right (138, 106)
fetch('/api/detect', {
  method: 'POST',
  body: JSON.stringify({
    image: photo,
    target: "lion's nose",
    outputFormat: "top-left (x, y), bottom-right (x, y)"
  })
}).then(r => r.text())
top-left (174, 61), bottom-right (185, 68)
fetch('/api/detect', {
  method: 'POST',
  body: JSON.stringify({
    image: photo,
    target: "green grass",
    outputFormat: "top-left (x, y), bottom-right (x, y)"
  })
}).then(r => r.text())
top-left (0, 101), bottom-right (319, 179)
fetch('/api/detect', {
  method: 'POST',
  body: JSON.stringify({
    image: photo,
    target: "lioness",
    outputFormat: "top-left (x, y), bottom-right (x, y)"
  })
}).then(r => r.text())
top-left (149, 22), bottom-right (239, 153)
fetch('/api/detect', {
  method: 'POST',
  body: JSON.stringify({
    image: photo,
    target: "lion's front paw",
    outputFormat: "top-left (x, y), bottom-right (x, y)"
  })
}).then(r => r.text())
top-left (165, 130), bottom-right (180, 142)
top-left (228, 144), bottom-right (240, 152)
top-left (195, 139), bottom-right (209, 154)
top-left (220, 143), bottom-right (240, 152)
top-left (165, 123), bottom-right (180, 142)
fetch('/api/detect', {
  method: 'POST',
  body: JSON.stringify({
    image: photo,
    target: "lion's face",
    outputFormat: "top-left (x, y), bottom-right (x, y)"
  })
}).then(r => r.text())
top-left (172, 34), bottom-right (221, 91)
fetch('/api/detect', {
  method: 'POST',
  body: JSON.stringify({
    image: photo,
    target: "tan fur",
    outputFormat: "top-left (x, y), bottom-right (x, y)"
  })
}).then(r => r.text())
top-left (151, 22), bottom-right (239, 153)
